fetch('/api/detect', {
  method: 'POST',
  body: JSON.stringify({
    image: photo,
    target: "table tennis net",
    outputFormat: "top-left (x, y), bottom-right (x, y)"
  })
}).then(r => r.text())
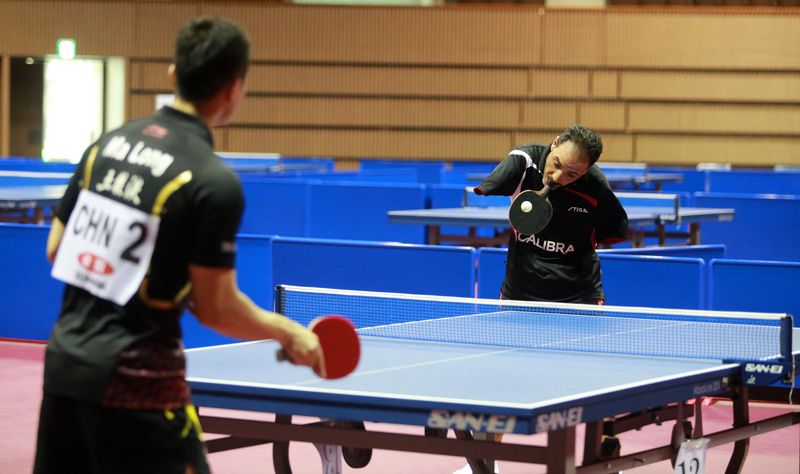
top-left (277, 285), bottom-right (793, 363)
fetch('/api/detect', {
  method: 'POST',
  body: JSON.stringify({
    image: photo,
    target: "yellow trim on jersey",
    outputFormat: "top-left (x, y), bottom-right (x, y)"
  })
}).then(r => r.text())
top-left (152, 170), bottom-right (192, 215)
top-left (185, 405), bottom-right (203, 437)
top-left (138, 170), bottom-right (194, 309)
top-left (137, 276), bottom-right (192, 310)
top-left (162, 406), bottom-right (202, 439)
top-left (82, 145), bottom-right (99, 190)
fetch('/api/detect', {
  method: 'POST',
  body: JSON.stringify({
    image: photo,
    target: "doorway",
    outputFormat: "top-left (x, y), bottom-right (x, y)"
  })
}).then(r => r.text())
top-left (8, 56), bottom-right (125, 162)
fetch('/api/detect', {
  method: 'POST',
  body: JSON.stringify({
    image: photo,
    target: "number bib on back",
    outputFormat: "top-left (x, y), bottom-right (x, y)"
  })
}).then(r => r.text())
top-left (52, 190), bottom-right (160, 305)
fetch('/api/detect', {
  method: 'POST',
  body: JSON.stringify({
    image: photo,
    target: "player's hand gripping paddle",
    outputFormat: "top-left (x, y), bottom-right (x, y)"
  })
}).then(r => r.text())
top-left (509, 183), bottom-right (554, 235)
top-left (277, 315), bottom-right (360, 379)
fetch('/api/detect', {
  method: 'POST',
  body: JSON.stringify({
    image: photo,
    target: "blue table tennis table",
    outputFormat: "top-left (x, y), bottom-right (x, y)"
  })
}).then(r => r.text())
top-left (0, 184), bottom-right (67, 224)
top-left (387, 192), bottom-right (734, 247)
top-left (187, 285), bottom-right (799, 474)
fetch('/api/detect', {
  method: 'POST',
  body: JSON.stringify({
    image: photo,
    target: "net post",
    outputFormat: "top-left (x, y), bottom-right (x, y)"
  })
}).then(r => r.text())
top-left (275, 285), bottom-right (286, 313)
top-left (780, 315), bottom-right (793, 362)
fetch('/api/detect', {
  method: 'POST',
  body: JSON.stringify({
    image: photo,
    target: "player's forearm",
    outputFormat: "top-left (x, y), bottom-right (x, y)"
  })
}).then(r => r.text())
top-left (46, 218), bottom-right (65, 263)
top-left (199, 289), bottom-right (303, 344)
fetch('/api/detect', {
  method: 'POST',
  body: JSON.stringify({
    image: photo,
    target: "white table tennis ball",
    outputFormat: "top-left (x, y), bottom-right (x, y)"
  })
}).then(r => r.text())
top-left (521, 201), bottom-right (533, 213)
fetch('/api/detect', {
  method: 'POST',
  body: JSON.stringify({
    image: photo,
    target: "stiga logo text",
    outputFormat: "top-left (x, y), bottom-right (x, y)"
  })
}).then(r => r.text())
top-left (427, 410), bottom-right (516, 433)
top-left (744, 363), bottom-right (783, 375)
top-left (535, 407), bottom-right (583, 433)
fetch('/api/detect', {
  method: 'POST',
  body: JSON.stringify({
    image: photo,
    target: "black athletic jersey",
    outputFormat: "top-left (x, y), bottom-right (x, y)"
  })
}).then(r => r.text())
top-left (43, 106), bottom-right (244, 409)
top-left (476, 144), bottom-right (628, 302)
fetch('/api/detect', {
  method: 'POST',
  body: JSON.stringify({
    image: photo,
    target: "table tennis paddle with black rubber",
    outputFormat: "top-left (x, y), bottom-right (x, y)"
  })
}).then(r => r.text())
top-left (509, 184), bottom-right (554, 235)
top-left (277, 315), bottom-right (360, 379)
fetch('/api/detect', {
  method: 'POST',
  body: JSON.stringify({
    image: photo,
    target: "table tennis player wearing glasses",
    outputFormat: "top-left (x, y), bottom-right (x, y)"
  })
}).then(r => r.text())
top-left (454, 125), bottom-right (629, 474)
top-left (33, 17), bottom-right (323, 474)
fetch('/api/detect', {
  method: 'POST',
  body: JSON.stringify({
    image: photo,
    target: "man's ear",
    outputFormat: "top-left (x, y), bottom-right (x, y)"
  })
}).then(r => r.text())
top-left (224, 78), bottom-right (244, 102)
top-left (550, 136), bottom-right (560, 150)
top-left (167, 64), bottom-right (177, 88)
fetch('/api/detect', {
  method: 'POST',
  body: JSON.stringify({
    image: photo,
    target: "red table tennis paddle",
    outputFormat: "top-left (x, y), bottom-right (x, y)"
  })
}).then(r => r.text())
top-left (509, 184), bottom-right (554, 235)
top-left (277, 315), bottom-right (360, 379)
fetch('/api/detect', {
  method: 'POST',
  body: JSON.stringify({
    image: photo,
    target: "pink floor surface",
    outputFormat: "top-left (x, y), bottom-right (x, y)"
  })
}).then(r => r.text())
top-left (2, 340), bottom-right (798, 473)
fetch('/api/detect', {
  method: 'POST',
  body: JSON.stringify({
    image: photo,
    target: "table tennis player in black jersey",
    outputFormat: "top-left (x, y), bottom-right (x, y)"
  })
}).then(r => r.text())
top-left (476, 124), bottom-right (629, 305)
top-left (454, 126), bottom-right (629, 474)
top-left (34, 17), bottom-right (322, 474)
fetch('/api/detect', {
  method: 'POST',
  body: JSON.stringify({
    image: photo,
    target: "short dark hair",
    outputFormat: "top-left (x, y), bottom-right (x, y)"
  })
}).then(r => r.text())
top-left (174, 17), bottom-right (250, 102)
top-left (554, 124), bottom-right (603, 166)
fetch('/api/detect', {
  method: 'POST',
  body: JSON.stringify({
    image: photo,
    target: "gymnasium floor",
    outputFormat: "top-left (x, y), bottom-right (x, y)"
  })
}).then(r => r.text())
top-left (2, 340), bottom-right (798, 473)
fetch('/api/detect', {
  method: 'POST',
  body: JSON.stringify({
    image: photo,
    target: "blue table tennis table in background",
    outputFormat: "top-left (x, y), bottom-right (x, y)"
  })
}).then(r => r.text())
top-left (0, 184), bottom-right (67, 224)
top-left (388, 192), bottom-right (734, 247)
top-left (187, 285), bottom-right (799, 474)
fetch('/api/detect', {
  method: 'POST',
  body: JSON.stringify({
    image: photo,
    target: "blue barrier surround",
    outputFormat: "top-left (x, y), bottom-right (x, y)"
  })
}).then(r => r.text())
top-left (706, 170), bottom-right (800, 195)
top-left (599, 254), bottom-right (706, 309)
top-left (359, 159), bottom-right (446, 184)
top-left (0, 224), bottom-right (63, 341)
top-left (708, 259), bottom-right (799, 324)
top-left (238, 178), bottom-right (310, 236)
top-left (271, 236), bottom-right (476, 298)
top-left (476, 248), bottom-right (507, 299)
top-left (182, 234), bottom-right (276, 348)
top-left (0, 222), bottom-right (277, 347)
top-left (599, 244), bottom-right (725, 264)
top-left (694, 192), bottom-right (800, 262)
top-left (306, 181), bottom-right (426, 242)
top-left (476, 248), bottom-right (706, 309)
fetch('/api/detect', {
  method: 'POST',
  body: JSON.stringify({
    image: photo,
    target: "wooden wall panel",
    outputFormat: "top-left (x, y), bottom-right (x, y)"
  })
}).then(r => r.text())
top-left (591, 71), bottom-right (619, 99)
top-left (542, 10), bottom-right (605, 66)
top-left (637, 134), bottom-right (800, 166)
top-left (621, 71), bottom-right (800, 102)
top-left (226, 128), bottom-right (513, 160)
top-left (246, 65), bottom-right (527, 97)
top-left (0, 55), bottom-right (8, 156)
top-left (599, 133), bottom-right (634, 163)
top-left (129, 95), bottom-right (157, 121)
top-left (629, 103), bottom-right (800, 134)
top-left (134, 4), bottom-right (199, 58)
top-left (204, 4), bottom-right (541, 65)
top-left (511, 132), bottom-right (557, 149)
top-left (607, 12), bottom-right (800, 70)
top-left (235, 97), bottom-right (519, 129)
top-left (133, 62), bottom-right (528, 97)
top-left (134, 62), bottom-right (170, 91)
top-left (521, 101), bottom-right (578, 128)
top-left (0, 1), bottom-right (136, 56)
top-left (2, 3), bottom-right (799, 166)
top-left (211, 128), bottom-right (227, 152)
top-left (579, 103), bottom-right (626, 130)
top-left (529, 70), bottom-right (590, 98)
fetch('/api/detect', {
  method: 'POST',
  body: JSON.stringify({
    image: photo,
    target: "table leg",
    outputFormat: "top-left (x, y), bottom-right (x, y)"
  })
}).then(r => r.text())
top-left (689, 223), bottom-right (701, 245)
top-left (273, 414), bottom-right (293, 474)
top-left (547, 427), bottom-right (577, 474)
top-left (727, 386), bottom-right (751, 473)
top-left (582, 420), bottom-right (603, 465)
top-left (33, 207), bottom-right (44, 225)
top-left (427, 225), bottom-right (441, 245)
top-left (657, 224), bottom-right (666, 246)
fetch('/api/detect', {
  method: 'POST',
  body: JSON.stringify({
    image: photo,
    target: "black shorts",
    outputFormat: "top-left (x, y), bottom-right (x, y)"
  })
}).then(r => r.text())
top-left (34, 392), bottom-right (210, 474)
